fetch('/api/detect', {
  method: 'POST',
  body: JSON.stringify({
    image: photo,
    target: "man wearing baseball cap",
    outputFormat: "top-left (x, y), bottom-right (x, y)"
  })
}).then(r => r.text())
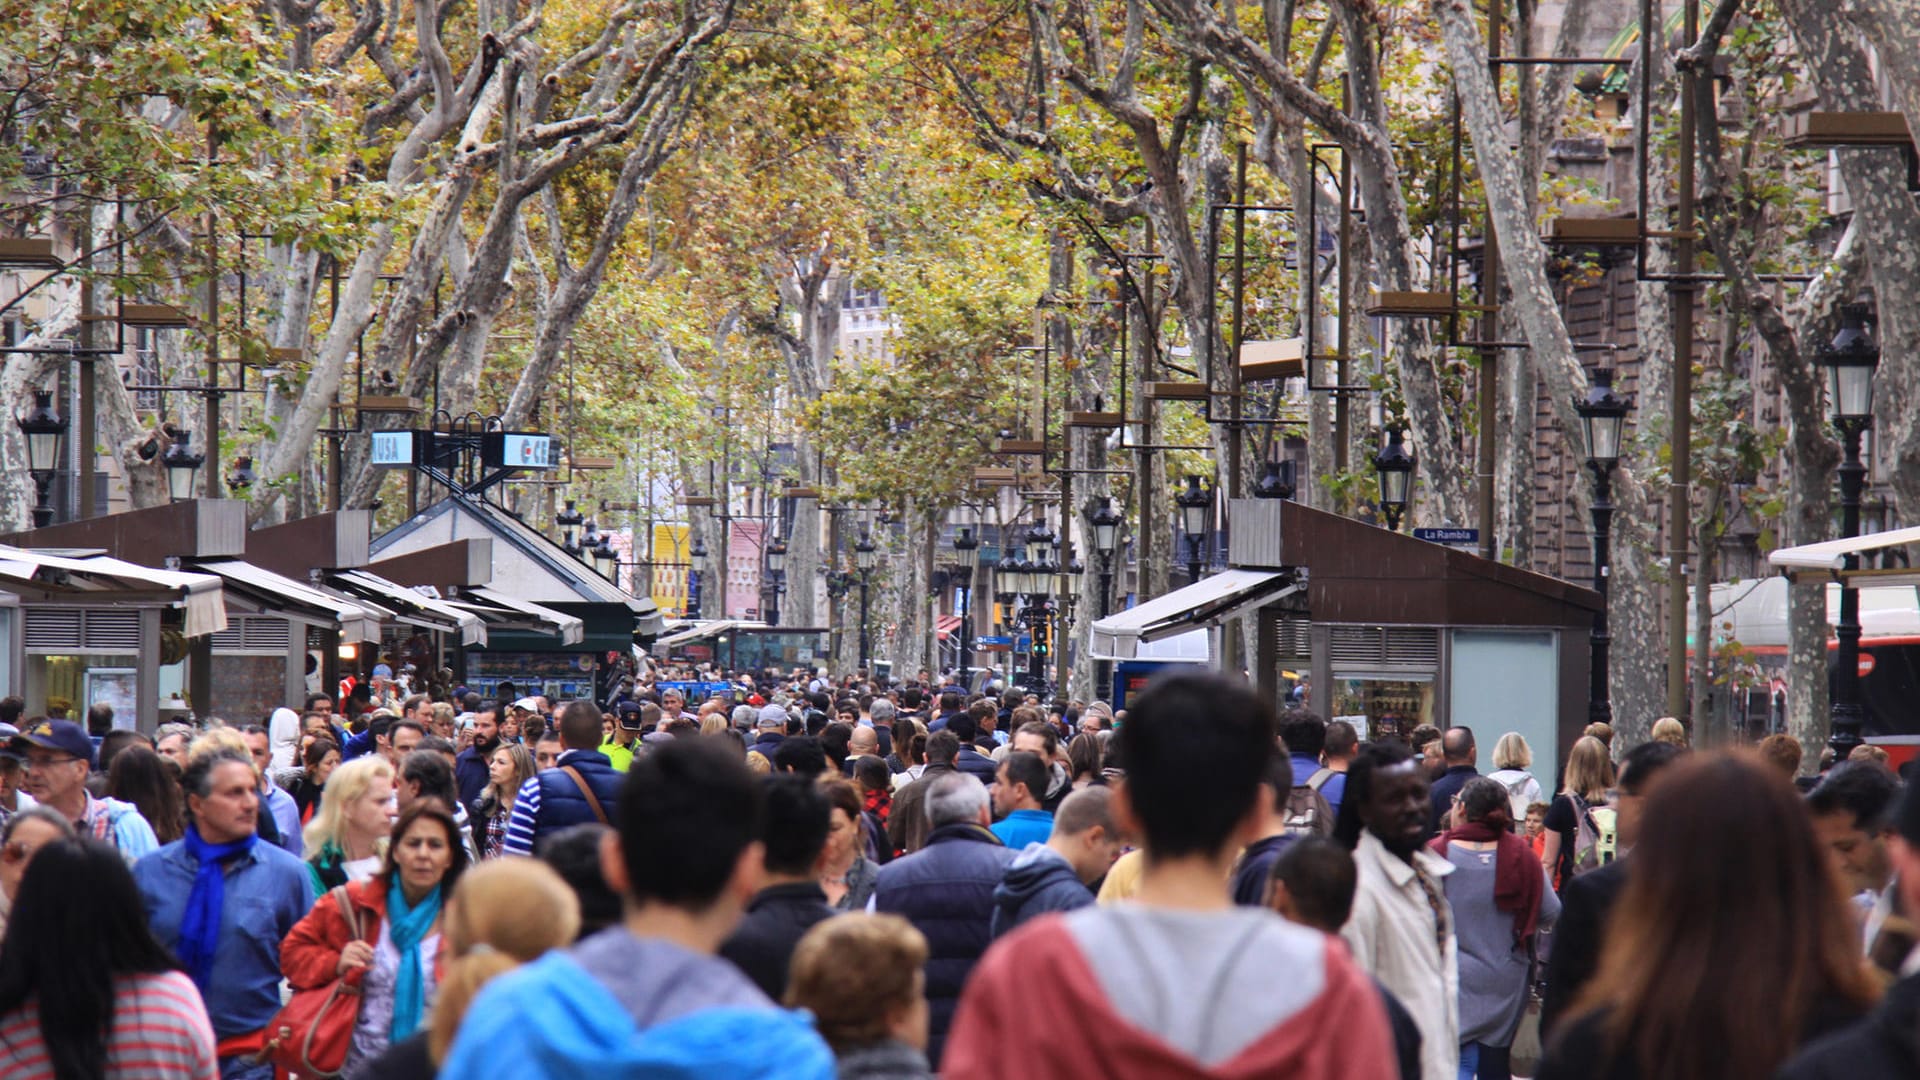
top-left (750, 704), bottom-right (789, 759)
top-left (599, 701), bottom-right (653, 772)
top-left (11, 718), bottom-right (157, 862)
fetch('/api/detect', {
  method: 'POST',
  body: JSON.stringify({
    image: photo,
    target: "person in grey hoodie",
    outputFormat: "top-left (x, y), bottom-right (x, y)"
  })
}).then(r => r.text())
top-left (990, 787), bottom-right (1121, 939)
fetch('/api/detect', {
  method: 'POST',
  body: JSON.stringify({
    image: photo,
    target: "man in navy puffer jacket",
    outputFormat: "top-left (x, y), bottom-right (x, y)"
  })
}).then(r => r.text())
top-left (871, 771), bottom-right (1013, 1069)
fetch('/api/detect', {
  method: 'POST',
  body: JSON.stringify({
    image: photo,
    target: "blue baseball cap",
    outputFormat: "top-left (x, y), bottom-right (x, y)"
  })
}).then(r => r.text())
top-left (10, 719), bottom-right (95, 763)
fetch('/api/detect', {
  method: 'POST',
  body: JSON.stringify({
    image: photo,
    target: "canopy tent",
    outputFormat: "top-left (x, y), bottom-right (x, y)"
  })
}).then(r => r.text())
top-left (325, 570), bottom-right (487, 646)
top-left (1693, 576), bottom-right (1920, 648)
top-left (1089, 569), bottom-right (1299, 661)
top-left (1769, 527), bottom-right (1920, 585)
top-left (451, 587), bottom-right (586, 647)
top-left (0, 546), bottom-right (227, 637)
top-left (190, 558), bottom-right (387, 642)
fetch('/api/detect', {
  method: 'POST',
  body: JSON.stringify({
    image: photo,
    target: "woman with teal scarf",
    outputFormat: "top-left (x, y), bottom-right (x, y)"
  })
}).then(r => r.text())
top-left (281, 800), bottom-right (469, 1077)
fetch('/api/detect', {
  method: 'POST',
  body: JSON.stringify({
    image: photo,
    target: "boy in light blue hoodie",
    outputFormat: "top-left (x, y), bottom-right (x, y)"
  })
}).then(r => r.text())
top-left (439, 740), bottom-right (833, 1080)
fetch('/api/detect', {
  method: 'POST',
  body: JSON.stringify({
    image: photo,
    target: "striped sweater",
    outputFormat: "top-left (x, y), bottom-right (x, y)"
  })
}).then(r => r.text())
top-left (0, 970), bottom-right (218, 1080)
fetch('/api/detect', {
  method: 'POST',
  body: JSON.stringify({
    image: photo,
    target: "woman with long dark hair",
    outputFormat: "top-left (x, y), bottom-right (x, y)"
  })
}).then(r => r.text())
top-left (0, 838), bottom-right (218, 1079)
top-left (290, 737), bottom-right (341, 824)
top-left (1537, 753), bottom-right (1879, 1080)
top-left (281, 800), bottom-right (468, 1076)
top-left (106, 746), bottom-right (186, 845)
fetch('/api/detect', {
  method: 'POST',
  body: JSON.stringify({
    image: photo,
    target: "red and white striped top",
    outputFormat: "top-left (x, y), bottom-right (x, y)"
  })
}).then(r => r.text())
top-left (0, 970), bottom-right (218, 1080)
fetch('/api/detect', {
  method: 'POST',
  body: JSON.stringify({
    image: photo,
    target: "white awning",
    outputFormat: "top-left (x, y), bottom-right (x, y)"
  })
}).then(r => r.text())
top-left (0, 546), bottom-right (228, 637)
top-left (1089, 569), bottom-right (1299, 661)
top-left (463, 587), bottom-right (585, 647)
top-left (652, 619), bottom-right (769, 654)
top-left (327, 570), bottom-right (486, 646)
top-left (1769, 526), bottom-right (1920, 574)
top-left (192, 558), bottom-right (387, 642)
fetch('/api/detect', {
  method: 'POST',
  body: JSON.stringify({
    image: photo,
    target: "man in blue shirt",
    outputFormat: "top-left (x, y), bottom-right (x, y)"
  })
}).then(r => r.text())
top-left (240, 725), bottom-right (302, 856)
top-left (989, 751), bottom-right (1054, 850)
top-left (134, 747), bottom-right (315, 1080)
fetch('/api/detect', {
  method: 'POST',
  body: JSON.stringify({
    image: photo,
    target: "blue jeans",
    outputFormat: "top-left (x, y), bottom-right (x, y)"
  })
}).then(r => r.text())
top-left (1460, 1041), bottom-right (1512, 1080)
top-left (1458, 1042), bottom-right (1480, 1080)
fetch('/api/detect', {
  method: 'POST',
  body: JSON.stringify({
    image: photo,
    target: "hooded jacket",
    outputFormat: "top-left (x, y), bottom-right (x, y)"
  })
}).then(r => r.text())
top-left (991, 843), bottom-right (1093, 939)
top-left (437, 950), bottom-right (834, 1080)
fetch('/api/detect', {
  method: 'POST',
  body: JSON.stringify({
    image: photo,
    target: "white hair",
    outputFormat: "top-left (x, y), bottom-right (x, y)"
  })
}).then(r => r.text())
top-left (925, 771), bottom-right (989, 828)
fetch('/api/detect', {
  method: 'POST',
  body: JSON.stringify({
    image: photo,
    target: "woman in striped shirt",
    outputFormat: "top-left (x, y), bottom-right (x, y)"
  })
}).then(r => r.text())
top-left (0, 838), bottom-right (218, 1080)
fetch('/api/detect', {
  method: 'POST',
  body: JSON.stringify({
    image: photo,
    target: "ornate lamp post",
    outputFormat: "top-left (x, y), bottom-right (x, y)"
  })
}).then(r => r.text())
top-left (16, 391), bottom-right (67, 528)
top-left (854, 532), bottom-right (876, 672)
top-left (161, 429), bottom-right (204, 504)
top-left (557, 500), bottom-right (585, 556)
top-left (1028, 533), bottom-right (1059, 691)
top-left (591, 533), bottom-right (618, 582)
top-left (1372, 429), bottom-right (1415, 531)
top-left (1574, 368), bottom-right (1631, 729)
top-left (766, 535), bottom-right (788, 627)
top-left (688, 536), bottom-right (708, 616)
top-left (1253, 459), bottom-right (1296, 500)
top-left (1177, 475), bottom-right (1212, 584)
top-left (580, 518), bottom-right (601, 567)
top-left (953, 525), bottom-right (979, 674)
top-left (1820, 304), bottom-right (1880, 758)
top-left (1088, 496), bottom-right (1122, 620)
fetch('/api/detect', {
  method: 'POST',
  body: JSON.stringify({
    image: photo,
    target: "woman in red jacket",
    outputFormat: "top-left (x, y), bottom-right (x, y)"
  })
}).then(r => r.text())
top-left (281, 799), bottom-right (469, 1076)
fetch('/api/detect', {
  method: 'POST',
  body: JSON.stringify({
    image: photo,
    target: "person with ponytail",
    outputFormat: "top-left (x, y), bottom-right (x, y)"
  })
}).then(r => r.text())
top-left (1434, 776), bottom-right (1559, 1078)
top-left (280, 799), bottom-right (468, 1076)
top-left (357, 859), bottom-right (581, 1079)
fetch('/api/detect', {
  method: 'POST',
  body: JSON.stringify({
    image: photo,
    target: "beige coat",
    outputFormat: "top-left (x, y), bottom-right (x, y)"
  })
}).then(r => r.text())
top-left (1344, 830), bottom-right (1460, 1080)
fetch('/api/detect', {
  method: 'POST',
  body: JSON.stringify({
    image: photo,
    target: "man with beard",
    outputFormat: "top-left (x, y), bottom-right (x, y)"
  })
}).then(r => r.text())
top-left (1339, 742), bottom-right (1458, 1080)
top-left (454, 704), bottom-right (501, 808)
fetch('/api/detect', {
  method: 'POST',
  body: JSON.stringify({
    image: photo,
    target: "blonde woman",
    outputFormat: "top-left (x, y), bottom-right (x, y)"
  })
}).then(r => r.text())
top-left (1487, 731), bottom-right (1545, 826)
top-left (302, 755), bottom-right (397, 895)
top-left (1651, 716), bottom-right (1689, 746)
top-left (356, 858), bottom-right (582, 1077)
top-left (1541, 735), bottom-right (1615, 888)
top-left (472, 743), bottom-right (535, 860)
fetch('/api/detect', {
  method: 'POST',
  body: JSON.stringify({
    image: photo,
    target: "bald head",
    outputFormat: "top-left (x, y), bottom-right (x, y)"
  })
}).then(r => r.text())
top-left (850, 725), bottom-right (879, 755)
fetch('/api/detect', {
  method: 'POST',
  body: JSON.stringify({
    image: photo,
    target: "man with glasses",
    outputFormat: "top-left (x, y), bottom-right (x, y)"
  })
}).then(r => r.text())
top-left (12, 719), bottom-right (156, 862)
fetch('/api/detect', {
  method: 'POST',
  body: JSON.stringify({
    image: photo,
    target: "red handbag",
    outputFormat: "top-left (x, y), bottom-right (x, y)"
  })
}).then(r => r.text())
top-left (260, 886), bottom-right (369, 1079)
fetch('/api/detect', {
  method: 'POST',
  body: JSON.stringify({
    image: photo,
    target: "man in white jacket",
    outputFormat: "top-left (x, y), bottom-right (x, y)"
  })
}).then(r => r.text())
top-left (1342, 742), bottom-right (1459, 1080)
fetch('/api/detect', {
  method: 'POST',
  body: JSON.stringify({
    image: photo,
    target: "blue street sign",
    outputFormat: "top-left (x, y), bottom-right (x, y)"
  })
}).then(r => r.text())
top-left (1413, 527), bottom-right (1480, 545)
top-left (977, 635), bottom-right (1013, 646)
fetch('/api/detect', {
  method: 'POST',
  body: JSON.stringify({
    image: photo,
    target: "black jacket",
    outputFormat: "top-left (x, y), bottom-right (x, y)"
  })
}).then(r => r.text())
top-left (1229, 833), bottom-right (1293, 908)
top-left (1541, 858), bottom-right (1628, 1038)
top-left (953, 746), bottom-right (997, 784)
top-left (1777, 972), bottom-right (1920, 1080)
top-left (1542, 996), bottom-right (1865, 1080)
top-left (873, 822), bottom-right (1015, 1068)
top-left (1427, 764), bottom-right (1480, 835)
top-left (719, 881), bottom-right (837, 1000)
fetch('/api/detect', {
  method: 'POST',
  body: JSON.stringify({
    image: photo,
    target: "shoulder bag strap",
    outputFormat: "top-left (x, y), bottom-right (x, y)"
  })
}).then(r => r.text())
top-left (561, 765), bottom-right (611, 826)
top-left (331, 884), bottom-right (368, 942)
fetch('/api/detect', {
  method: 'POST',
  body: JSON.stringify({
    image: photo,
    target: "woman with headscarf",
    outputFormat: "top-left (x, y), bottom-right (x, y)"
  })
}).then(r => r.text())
top-left (281, 800), bottom-right (468, 1076)
top-left (1435, 776), bottom-right (1559, 1079)
top-left (268, 707), bottom-right (303, 778)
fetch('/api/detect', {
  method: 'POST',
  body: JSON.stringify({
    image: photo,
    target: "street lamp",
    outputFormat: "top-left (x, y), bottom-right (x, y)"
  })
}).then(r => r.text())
top-left (557, 500), bottom-right (585, 556)
top-left (1088, 496), bottom-right (1122, 621)
top-left (855, 531), bottom-right (876, 670)
top-left (688, 536), bottom-right (708, 615)
top-left (16, 390), bottom-right (66, 528)
top-left (1820, 304), bottom-right (1880, 758)
top-left (1372, 429), bottom-right (1415, 531)
top-left (1574, 367), bottom-right (1631, 729)
top-left (1177, 475), bottom-right (1212, 584)
top-left (1253, 459), bottom-right (1296, 500)
top-left (766, 536), bottom-right (787, 626)
top-left (580, 519), bottom-right (601, 565)
top-left (161, 429), bottom-right (204, 504)
top-left (592, 533), bottom-right (618, 582)
top-left (953, 525), bottom-right (979, 674)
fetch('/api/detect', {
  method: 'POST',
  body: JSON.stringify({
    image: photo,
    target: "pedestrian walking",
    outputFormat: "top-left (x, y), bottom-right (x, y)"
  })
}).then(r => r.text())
top-left (786, 914), bottom-right (934, 1080)
top-left (500, 702), bottom-right (622, 858)
top-left (1540, 735), bottom-right (1613, 888)
top-left (107, 745), bottom-right (186, 845)
top-left (989, 786), bottom-right (1118, 938)
top-left (946, 671), bottom-right (1395, 1079)
top-left (0, 806), bottom-right (73, 941)
top-left (872, 772), bottom-right (1014, 1068)
top-left (721, 775), bottom-right (836, 999)
top-left (471, 743), bottom-right (535, 860)
top-left (820, 778), bottom-right (880, 912)
top-left (132, 747), bottom-right (315, 1080)
top-left (435, 740), bottom-right (833, 1080)
top-left (13, 720), bottom-right (157, 861)
top-left (289, 737), bottom-right (340, 824)
top-left (1433, 776), bottom-right (1559, 1079)
top-left (281, 800), bottom-right (468, 1075)
top-left (1537, 753), bottom-right (1878, 1080)
top-left (1338, 741), bottom-right (1459, 1080)
top-left (0, 838), bottom-right (220, 1080)
top-left (303, 756), bottom-right (398, 895)
top-left (1485, 732), bottom-right (1544, 826)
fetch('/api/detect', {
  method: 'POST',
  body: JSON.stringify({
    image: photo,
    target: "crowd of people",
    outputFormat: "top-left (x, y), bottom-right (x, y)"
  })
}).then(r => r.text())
top-left (0, 665), bottom-right (1914, 1080)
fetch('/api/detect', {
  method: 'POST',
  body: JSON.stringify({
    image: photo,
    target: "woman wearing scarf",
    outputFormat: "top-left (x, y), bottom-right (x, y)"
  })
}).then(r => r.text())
top-left (281, 799), bottom-right (468, 1077)
top-left (1432, 776), bottom-right (1560, 1080)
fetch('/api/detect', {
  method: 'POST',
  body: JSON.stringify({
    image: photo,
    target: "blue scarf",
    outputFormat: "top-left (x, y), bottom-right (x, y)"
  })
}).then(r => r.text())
top-left (385, 876), bottom-right (442, 1042)
top-left (176, 823), bottom-right (257, 990)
